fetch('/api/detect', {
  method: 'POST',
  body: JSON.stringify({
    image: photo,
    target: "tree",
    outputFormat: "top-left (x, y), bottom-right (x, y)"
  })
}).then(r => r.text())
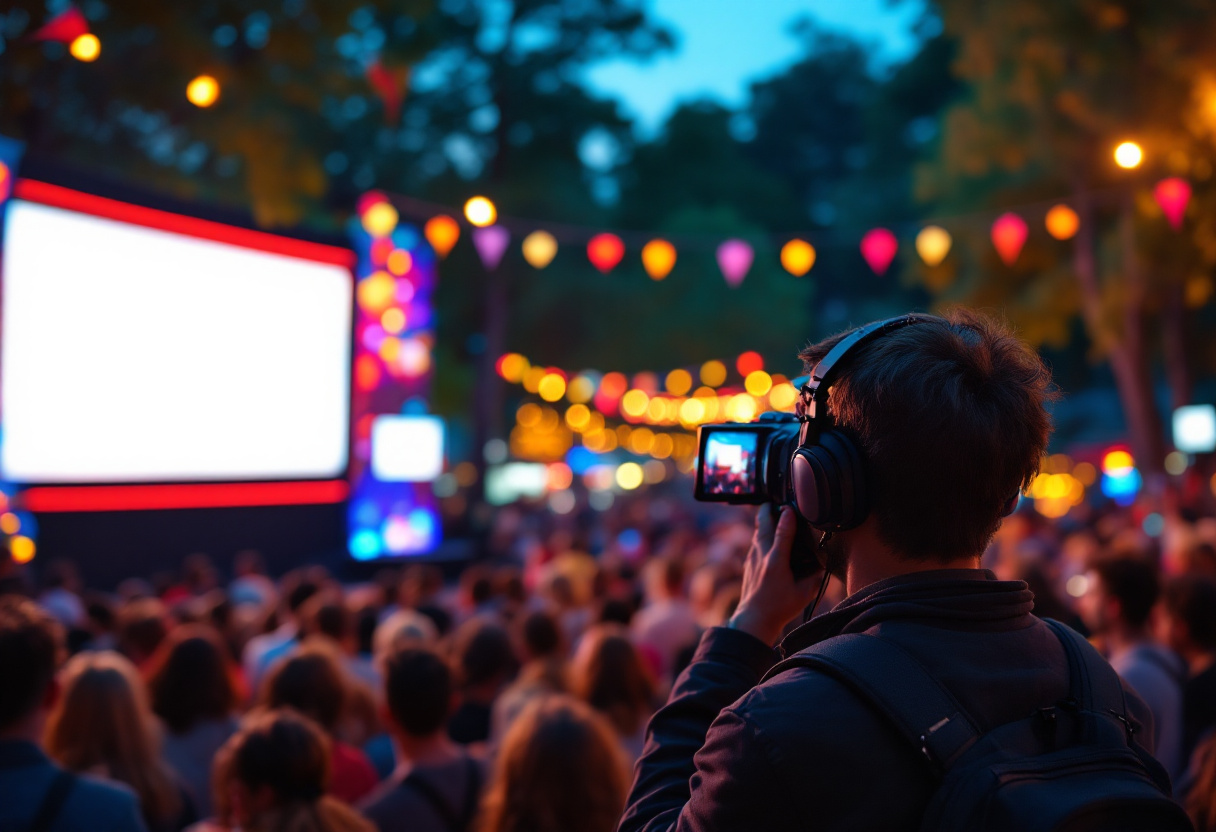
top-left (917, 0), bottom-right (1216, 482)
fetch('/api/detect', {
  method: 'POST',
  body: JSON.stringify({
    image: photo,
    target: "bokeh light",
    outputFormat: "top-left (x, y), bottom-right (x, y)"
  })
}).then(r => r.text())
top-left (621, 389), bottom-right (650, 418)
top-left (70, 34), bottom-right (100, 62)
top-left (665, 369), bottom-right (693, 396)
top-left (915, 225), bottom-right (952, 266)
top-left (567, 374), bottom-right (596, 403)
top-left (424, 215), bottom-right (461, 257)
top-left (1045, 205), bottom-right (1080, 240)
top-left (522, 231), bottom-right (558, 269)
top-left (780, 239), bottom-right (816, 276)
top-left (10, 536), bottom-right (35, 564)
top-left (744, 370), bottom-right (773, 397)
top-left (464, 196), bottom-right (497, 227)
top-left (0, 513), bottom-right (19, 535)
top-left (381, 308), bottom-right (406, 334)
top-left (616, 462), bottom-right (644, 490)
top-left (538, 373), bottom-right (567, 402)
top-left (700, 360), bottom-right (727, 387)
top-left (497, 353), bottom-right (530, 383)
top-left (386, 249), bottom-right (412, 276)
top-left (186, 75), bottom-right (221, 108)
top-left (565, 404), bottom-right (591, 430)
top-left (1114, 141), bottom-right (1143, 169)
top-left (361, 201), bottom-right (399, 238)
top-left (357, 271), bottom-right (397, 314)
top-left (736, 351), bottom-right (764, 376)
top-left (642, 239), bottom-right (677, 280)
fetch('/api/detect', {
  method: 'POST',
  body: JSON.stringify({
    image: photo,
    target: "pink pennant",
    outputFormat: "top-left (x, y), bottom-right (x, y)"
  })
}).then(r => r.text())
top-left (473, 226), bottom-right (510, 270)
top-left (991, 213), bottom-right (1028, 266)
top-left (860, 229), bottom-right (898, 276)
top-left (1154, 178), bottom-right (1191, 231)
top-left (32, 7), bottom-right (89, 43)
top-left (716, 239), bottom-right (754, 287)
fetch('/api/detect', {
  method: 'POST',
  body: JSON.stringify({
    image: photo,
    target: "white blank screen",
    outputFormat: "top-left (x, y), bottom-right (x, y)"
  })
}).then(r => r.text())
top-left (2, 200), bottom-right (352, 483)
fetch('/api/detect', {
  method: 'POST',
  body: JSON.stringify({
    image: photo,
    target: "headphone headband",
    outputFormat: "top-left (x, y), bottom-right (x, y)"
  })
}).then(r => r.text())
top-left (801, 314), bottom-right (936, 421)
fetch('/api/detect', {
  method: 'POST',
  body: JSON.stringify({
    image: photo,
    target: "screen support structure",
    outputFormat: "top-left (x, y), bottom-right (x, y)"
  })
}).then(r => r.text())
top-left (345, 193), bottom-right (442, 560)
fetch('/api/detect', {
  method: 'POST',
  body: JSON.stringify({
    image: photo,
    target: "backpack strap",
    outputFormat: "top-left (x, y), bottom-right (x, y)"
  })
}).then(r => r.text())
top-left (29, 770), bottom-right (76, 832)
top-left (459, 755), bottom-right (481, 829)
top-left (762, 633), bottom-right (980, 771)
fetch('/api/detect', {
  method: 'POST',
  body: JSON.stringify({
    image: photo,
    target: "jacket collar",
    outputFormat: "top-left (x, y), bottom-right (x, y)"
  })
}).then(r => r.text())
top-left (778, 568), bottom-right (1034, 658)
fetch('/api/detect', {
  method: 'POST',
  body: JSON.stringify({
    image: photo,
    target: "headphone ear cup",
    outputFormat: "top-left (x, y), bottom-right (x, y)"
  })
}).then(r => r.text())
top-left (792, 448), bottom-right (833, 527)
top-left (817, 431), bottom-right (868, 530)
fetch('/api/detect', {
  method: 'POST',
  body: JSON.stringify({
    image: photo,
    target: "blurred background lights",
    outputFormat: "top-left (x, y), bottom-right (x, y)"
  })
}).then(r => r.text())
top-left (464, 196), bottom-right (497, 227)
top-left (70, 33), bottom-right (100, 61)
top-left (744, 370), bottom-right (773, 397)
top-left (386, 249), bottom-right (412, 275)
top-left (780, 239), bottom-right (816, 276)
top-left (11, 536), bottom-right (38, 564)
top-left (700, 360), bottom-right (727, 387)
top-left (915, 226), bottom-right (952, 266)
top-left (616, 462), bottom-right (644, 490)
top-left (768, 382), bottom-right (798, 410)
top-left (361, 201), bottom-right (399, 238)
top-left (641, 239), bottom-right (677, 280)
top-left (349, 530), bottom-right (382, 561)
top-left (621, 389), bottom-right (650, 418)
top-left (1172, 404), bottom-right (1216, 453)
top-left (549, 490), bottom-right (576, 514)
top-left (423, 215), bottom-right (460, 257)
top-left (665, 369), bottom-right (692, 396)
top-left (537, 373), bottom-right (566, 402)
top-left (1114, 141), bottom-right (1143, 169)
top-left (1101, 449), bottom-right (1135, 475)
top-left (381, 308), bottom-right (406, 334)
top-left (496, 353), bottom-right (530, 383)
top-left (1142, 512), bottom-right (1165, 537)
top-left (567, 374), bottom-right (596, 403)
top-left (483, 438), bottom-right (508, 464)
top-left (0, 513), bottom-right (20, 535)
top-left (1164, 451), bottom-right (1189, 476)
top-left (1045, 205), bottom-right (1080, 240)
top-left (736, 351), bottom-right (764, 376)
top-left (186, 75), bottom-right (221, 107)
top-left (1065, 574), bottom-right (1089, 598)
top-left (522, 231), bottom-right (558, 269)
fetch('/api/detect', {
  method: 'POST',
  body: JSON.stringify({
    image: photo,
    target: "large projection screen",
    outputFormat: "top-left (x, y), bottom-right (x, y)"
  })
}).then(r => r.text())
top-left (2, 197), bottom-right (353, 484)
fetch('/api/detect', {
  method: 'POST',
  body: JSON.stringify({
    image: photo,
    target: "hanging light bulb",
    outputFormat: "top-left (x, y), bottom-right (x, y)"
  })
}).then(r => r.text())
top-left (522, 231), bottom-right (558, 268)
top-left (1045, 205), bottom-right (1080, 241)
top-left (780, 239), bottom-right (816, 276)
top-left (915, 226), bottom-right (952, 266)
top-left (424, 215), bottom-right (461, 257)
top-left (641, 239), bottom-right (677, 280)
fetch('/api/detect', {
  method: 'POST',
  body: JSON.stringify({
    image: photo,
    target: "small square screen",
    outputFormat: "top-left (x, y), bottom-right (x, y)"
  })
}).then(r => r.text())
top-left (702, 431), bottom-right (759, 497)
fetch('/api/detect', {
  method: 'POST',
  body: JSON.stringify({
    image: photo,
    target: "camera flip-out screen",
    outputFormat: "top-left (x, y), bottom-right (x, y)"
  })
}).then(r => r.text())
top-left (695, 427), bottom-right (763, 502)
top-left (1, 197), bottom-right (353, 483)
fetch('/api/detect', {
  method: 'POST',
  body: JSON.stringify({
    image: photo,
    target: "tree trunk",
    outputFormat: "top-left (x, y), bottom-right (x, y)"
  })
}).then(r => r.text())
top-left (1162, 282), bottom-right (1191, 413)
top-left (1071, 189), bottom-right (1165, 485)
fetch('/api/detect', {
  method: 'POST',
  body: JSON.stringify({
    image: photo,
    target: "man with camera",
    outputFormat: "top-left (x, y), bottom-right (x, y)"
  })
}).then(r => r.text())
top-left (618, 311), bottom-right (1189, 832)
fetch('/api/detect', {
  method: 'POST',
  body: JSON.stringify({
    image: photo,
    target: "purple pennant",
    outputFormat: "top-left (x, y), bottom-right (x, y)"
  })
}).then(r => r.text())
top-left (716, 239), bottom-right (754, 287)
top-left (473, 225), bottom-right (510, 270)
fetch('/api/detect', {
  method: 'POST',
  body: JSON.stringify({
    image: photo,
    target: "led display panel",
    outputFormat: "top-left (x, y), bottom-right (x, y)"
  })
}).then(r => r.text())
top-left (2, 198), bottom-right (353, 483)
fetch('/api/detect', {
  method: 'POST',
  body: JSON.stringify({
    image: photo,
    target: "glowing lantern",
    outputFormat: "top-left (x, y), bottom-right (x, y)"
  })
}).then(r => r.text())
top-left (665, 369), bottom-right (693, 396)
top-left (1045, 205), bottom-right (1080, 240)
top-left (717, 239), bottom-right (754, 287)
top-left (642, 239), bottom-right (677, 280)
top-left (1154, 178), bottom-right (1191, 230)
top-left (473, 226), bottom-right (510, 270)
top-left (915, 226), bottom-right (952, 266)
top-left (186, 75), bottom-right (221, 108)
top-left (386, 249), bottom-right (412, 276)
top-left (357, 272), bottom-right (397, 314)
top-left (522, 231), bottom-right (558, 269)
top-left (361, 200), bottom-right (399, 238)
top-left (464, 196), bottom-right (497, 227)
top-left (736, 351), bottom-right (764, 376)
top-left (69, 33), bottom-right (100, 62)
top-left (780, 239), bottom-right (816, 277)
top-left (1114, 141), bottom-right (1143, 169)
top-left (991, 213), bottom-right (1028, 266)
top-left (861, 229), bottom-right (898, 276)
top-left (424, 215), bottom-right (461, 258)
top-left (587, 233), bottom-right (625, 273)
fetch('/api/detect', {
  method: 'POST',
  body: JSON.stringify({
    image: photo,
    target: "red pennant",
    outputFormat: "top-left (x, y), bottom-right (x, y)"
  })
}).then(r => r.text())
top-left (32, 7), bottom-right (89, 43)
top-left (991, 213), bottom-right (1028, 266)
top-left (1154, 178), bottom-right (1191, 231)
top-left (366, 62), bottom-right (411, 125)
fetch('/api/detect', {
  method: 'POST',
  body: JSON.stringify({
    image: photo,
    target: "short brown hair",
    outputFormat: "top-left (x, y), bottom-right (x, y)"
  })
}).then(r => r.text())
top-left (384, 647), bottom-right (452, 737)
top-left (145, 625), bottom-right (237, 734)
top-left (262, 646), bottom-right (346, 732)
top-left (798, 309), bottom-right (1053, 561)
top-left (0, 595), bottom-right (62, 729)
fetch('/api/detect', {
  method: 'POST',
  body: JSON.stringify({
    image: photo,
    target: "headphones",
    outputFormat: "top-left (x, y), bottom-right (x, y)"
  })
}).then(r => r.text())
top-left (790, 314), bottom-right (1019, 532)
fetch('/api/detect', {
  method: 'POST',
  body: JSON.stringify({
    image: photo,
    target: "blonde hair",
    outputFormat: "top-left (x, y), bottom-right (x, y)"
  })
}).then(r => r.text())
top-left (477, 695), bottom-right (629, 832)
top-left (215, 708), bottom-right (374, 832)
top-left (45, 650), bottom-right (182, 825)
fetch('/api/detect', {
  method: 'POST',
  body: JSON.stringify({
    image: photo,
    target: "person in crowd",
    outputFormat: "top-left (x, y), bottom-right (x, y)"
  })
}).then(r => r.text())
top-left (491, 609), bottom-right (568, 742)
top-left (39, 559), bottom-right (87, 630)
top-left (1157, 574), bottom-right (1216, 764)
top-left (446, 619), bottom-right (519, 746)
top-left (398, 564), bottom-right (453, 636)
top-left (1079, 554), bottom-right (1185, 779)
top-left (617, 312), bottom-right (1168, 831)
top-left (630, 557), bottom-right (699, 681)
top-left (243, 572), bottom-right (321, 693)
top-left (117, 597), bottom-right (172, 669)
top-left (569, 623), bottom-right (655, 764)
top-left (228, 550), bottom-right (277, 613)
top-left (260, 645), bottom-right (379, 804)
top-left (1188, 733), bottom-right (1216, 832)
top-left (0, 595), bottom-right (147, 832)
top-left (301, 594), bottom-right (380, 691)
top-left (358, 647), bottom-right (485, 832)
top-left (146, 626), bottom-right (240, 818)
top-left (476, 695), bottom-right (629, 832)
top-left (201, 708), bottom-right (374, 832)
top-left (46, 649), bottom-right (197, 832)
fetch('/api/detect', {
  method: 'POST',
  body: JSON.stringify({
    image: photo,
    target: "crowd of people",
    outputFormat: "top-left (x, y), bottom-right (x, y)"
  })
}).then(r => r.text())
top-left (1, 489), bottom-right (1215, 832)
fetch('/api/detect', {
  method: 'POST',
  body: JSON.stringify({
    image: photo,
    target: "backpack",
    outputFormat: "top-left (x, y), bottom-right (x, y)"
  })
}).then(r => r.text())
top-left (399, 754), bottom-right (482, 832)
top-left (763, 619), bottom-right (1194, 832)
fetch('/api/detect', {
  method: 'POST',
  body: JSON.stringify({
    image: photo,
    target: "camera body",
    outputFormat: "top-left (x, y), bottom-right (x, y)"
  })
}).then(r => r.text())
top-left (693, 411), bottom-right (802, 506)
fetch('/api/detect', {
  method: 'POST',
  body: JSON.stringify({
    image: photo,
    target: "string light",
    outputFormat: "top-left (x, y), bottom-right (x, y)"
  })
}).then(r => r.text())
top-left (186, 75), bottom-right (221, 108)
top-left (780, 239), bottom-right (816, 276)
top-left (1045, 205), bottom-right (1079, 240)
top-left (464, 196), bottom-right (497, 227)
top-left (642, 239), bottom-right (677, 280)
top-left (1114, 141), bottom-right (1143, 169)
top-left (69, 33), bottom-right (100, 61)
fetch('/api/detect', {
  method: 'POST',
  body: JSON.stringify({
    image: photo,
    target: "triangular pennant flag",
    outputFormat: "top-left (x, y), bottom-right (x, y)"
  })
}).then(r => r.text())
top-left (473, 226), bottom-right (510, 270)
